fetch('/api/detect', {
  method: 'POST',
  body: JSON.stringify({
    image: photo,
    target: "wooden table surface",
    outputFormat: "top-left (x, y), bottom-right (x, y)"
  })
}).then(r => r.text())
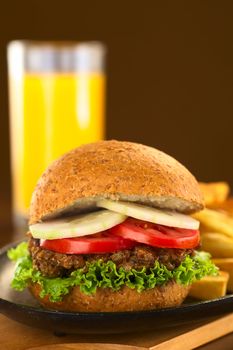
top-left (1, 200), bottom-right (233, 349)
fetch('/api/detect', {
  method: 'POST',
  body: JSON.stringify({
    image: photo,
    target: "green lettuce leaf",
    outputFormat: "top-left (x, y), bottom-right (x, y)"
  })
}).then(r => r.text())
top-left (174, 251), bottom-right (218, 285)
top-left (7, 241), bottom-right (29, 261)
top-left (8, 243), bottom-right (218, 302)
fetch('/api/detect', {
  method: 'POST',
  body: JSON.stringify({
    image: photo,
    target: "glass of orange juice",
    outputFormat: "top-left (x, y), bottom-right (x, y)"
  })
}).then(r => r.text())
top-left (7, 41), bottom-right (106, 228)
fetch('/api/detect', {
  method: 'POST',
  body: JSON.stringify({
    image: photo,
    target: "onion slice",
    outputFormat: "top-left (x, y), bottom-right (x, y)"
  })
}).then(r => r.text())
top-left (30, 209), bottom-right (127, 240)
top-left (97, 200), bottom-right (200, 230)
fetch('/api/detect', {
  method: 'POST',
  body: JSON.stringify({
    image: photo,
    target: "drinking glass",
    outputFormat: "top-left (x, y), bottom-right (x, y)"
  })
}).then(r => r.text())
top-left (7, 41), bottom-right (106, 227)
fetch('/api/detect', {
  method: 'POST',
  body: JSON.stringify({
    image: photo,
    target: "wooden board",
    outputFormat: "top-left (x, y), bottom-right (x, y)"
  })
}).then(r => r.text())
top-left (1, 313), bottom-right (233, 350)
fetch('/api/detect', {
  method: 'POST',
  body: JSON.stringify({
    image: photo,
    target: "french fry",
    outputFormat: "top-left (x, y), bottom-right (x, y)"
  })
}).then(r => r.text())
top-left (201, 233), bottom-right (233, 258)
top-left (193, 209), bottom-right (233, 239)
top-left (199, 182), bottom-right (230, 207)
top-left (211, 198), bottom-right (233, 216)
top-left (189, 271), bottom-right (229, 300)
top-left (196, 182), bottom-right (233, 298)
top-left (212, 259), bottom-right (233, 292)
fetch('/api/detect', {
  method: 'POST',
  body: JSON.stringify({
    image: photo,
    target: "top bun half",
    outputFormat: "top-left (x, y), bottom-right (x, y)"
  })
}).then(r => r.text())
top-left (29, 140), bottom-right (204, 224)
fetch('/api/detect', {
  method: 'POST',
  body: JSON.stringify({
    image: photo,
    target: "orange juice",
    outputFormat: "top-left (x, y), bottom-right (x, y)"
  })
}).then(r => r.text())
top-left (9, 73), bottom-right (105, 217)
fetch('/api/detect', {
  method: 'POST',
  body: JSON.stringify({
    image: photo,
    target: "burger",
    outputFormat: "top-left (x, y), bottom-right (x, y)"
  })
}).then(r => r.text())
top-left (8, 140), bottom-right (217, 312)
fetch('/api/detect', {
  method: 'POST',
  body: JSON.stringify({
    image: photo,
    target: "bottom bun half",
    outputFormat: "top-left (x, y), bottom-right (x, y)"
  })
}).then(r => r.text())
top-left (29, 281), bottom-right (190, 312)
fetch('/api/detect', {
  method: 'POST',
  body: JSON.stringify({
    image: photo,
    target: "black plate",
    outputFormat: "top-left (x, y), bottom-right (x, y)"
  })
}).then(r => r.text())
top-left (1, 241), bottom-right (233, 334)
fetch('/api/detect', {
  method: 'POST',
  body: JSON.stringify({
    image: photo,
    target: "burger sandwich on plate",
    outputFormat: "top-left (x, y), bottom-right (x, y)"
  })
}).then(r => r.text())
top-left (8, 140), bottom-right (217, 312)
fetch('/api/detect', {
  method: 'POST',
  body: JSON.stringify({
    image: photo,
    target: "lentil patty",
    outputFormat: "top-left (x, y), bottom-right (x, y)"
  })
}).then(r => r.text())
top-left (28, 237), bottom-right (194, 278)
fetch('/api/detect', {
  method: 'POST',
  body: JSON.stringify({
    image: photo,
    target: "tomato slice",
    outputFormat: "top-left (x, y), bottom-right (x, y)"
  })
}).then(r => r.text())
top-left (109, 218), bottom-right (200, 249)
top-left (40, 232), bottom-right (136, 254)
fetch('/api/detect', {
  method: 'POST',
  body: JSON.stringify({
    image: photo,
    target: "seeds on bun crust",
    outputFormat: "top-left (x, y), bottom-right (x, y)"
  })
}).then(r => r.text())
top-left (29, 140), bottom-right (204, 224)
top-left (29, 281), bottom-right (190, 312)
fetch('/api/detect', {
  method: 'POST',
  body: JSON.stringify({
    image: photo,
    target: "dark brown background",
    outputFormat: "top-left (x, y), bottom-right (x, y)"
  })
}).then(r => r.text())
top-left (0, 0), bottom-right (233, 228)
top-left (0, 3), bottom-right (233, 348)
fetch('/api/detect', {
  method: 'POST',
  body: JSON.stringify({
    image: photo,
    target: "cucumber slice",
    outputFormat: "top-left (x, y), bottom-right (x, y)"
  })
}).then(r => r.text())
top-left (97, 200), bottom-right (200, 230)
top-left (30, 209), bottom-right (127, 240)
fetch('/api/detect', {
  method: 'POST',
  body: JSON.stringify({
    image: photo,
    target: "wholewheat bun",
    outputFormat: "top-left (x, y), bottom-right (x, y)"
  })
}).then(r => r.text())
top-left (28, 140), bottom-right (200, 312)
top-left (29, 140), bottom-right (203, 224)
top-left (29, 281), bottom-right (190, 312)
